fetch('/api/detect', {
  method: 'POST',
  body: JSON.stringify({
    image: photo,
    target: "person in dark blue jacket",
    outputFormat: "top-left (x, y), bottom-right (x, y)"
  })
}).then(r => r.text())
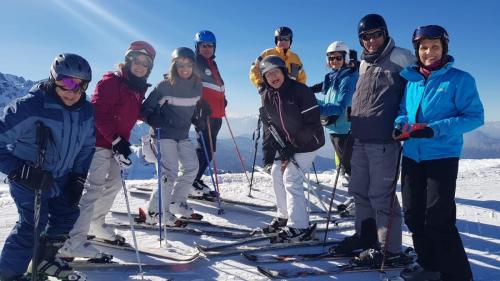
top-left (0, 54), bottom-right (95, 281)
top-left (394, 25), bottom-right (484, 281)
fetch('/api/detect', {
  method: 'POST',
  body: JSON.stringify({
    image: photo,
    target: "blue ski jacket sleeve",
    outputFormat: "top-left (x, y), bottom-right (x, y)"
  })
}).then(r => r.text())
top-left (396, 56), bottom-right (484, 162)
top-left (0, 82), bottom-right (95, 193)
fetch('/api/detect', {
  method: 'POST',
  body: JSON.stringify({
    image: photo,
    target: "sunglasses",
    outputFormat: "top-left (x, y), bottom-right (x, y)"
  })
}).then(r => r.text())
top-left (132, 57), bottom-right (152, 68)
top-left (360, 30), bottom-right (385, 41)
top-left (277, 36), bottom-right (291, 42)
top-left (56, 77), bottom-right (88, 93)
top-left (176, 62), bottom-right (194, 69)
top-left (200, 43), bottom-right (214, 48)
top-left (328, 55), bottom-right (344, 62)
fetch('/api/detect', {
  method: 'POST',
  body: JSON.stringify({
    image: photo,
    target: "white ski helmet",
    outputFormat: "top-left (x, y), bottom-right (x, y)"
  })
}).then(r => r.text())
top-left (326, 41), bottom-right (350, 63)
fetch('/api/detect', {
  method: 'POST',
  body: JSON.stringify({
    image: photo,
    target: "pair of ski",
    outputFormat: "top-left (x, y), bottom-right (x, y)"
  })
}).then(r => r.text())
top-left (248, 248), bottom-right (415, 279)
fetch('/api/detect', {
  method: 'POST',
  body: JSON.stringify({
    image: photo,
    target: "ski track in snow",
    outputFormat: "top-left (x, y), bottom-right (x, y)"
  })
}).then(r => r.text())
top-left (0, 159), bottom-right (499, 280)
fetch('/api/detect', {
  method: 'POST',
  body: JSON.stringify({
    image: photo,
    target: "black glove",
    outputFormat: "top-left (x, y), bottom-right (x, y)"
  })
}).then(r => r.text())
top-left (8, 164), bottom-right (54, 191)
top-left (224, 98), bottom-right (228, 108)
top-left (192, 100), bottom-right (212, 132)
top-left (392, 128), bottom-right (409, 141)
top-left (346, 107), bottom-right (352, 122)
top-left (258, 85), bottom-right (266, 95)
top-left (278, 145), bottom-right (294, 161)
top-left (112, 136), bottom-right (132, 158)
top-left (147, 114), bottom-right (164, 128)
top-left (410, 126), bottom-right (434, 138)
top-left (64, 172), bottom-right (86, 207)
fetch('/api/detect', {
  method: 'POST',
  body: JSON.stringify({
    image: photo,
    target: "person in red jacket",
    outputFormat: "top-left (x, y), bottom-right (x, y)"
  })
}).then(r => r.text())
top-left (59, 41), bottom-right (156, 259)
top-left (190, 30), bottom-right (228, 198)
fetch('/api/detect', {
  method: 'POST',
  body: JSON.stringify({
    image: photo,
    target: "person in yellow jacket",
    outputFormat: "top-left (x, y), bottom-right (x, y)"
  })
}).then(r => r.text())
top-left (249, 26), bottom-right (307, 172)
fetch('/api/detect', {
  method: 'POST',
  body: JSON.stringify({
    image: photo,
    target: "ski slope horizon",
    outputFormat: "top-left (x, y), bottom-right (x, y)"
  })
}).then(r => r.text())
top-left (0, 159), bottom-right (499, 280)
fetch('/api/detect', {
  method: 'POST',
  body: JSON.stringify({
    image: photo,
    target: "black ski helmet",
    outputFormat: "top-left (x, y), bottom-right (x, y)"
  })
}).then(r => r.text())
top-left (171, 47), bottom-right (196, 62)
top-left (260, 55), bottom-right (286, 78)
top-left (412, 25), bottom-right (449, 64)
top-left (50, 53), bottom-right (92, 82)
top-left (274, 26), bottom-right (293, 45)
top-left (358, 14), bottom-right (388, 36)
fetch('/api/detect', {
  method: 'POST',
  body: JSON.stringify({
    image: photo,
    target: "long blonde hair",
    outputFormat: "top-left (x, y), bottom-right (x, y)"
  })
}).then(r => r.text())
top-left (165, 58), bottom-right (201, 87)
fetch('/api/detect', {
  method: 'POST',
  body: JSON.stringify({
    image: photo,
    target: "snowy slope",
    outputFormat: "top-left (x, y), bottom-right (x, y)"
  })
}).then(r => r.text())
top-left (0, 159), bottom-right (499, 280)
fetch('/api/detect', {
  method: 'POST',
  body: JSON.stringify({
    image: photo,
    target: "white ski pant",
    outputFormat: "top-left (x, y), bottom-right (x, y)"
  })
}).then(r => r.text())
top-left (148, 138), bottom-right (198, 214)
top-left (350, 139), bottom-right (402, 254)
top-left (66, 148), bottom-right (122, 244)
top-left (271, 151), bottom-right (316, 229)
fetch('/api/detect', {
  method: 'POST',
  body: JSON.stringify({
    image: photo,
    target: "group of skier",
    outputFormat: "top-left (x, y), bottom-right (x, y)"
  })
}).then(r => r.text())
top-left (0, 12), bottom-right (484, 281)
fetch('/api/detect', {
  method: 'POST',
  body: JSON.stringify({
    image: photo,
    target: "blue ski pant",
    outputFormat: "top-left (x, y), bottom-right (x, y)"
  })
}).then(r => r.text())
top-left (0, 181), bottom-right (79, 276)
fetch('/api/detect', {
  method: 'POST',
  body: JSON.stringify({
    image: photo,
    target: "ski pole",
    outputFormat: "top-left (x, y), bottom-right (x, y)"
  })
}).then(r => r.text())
top-left (198, 130), bottom-right (224, 214)
top-left (323, 132), bottom-right (352, 244)
top-left (311, 162), bottom-right (320, 185)
top-left (206, 119), bottom-right (224, 214)
top-left (248, 117), bottom-right (261, 197)
top-left (32, 121), bottom-right (50, 281)
top-left (380, 145), bottom-right (403, 272)
top-left (155, 128), bottom-right (163, 246)
top-left (224, 116), bottom-right (251, 185)
top-left (117, 165), bottom-right (144, 279)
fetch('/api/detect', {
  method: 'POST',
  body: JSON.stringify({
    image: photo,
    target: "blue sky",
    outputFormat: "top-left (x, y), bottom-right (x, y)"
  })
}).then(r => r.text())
top-left (1, 0), bottom-right (499, 121)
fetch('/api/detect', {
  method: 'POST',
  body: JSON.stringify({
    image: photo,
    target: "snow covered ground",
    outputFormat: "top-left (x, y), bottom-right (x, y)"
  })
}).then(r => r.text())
top-left (0, 159), bottom-right (499, 280)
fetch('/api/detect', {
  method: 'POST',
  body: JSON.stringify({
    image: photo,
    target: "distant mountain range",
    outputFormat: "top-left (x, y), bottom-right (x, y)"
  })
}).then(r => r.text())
top-left (1, 71), bottom-right (499, 176)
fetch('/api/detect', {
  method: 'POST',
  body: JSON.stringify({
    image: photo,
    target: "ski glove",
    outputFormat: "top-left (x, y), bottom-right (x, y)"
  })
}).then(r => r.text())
top-left (410, 126), bottom-right (434, 138)
top-left (64, 172), bottom-right (86, 208)
top-left (192, 100), bottom-right (212, 132)
top-left (112, 136), bottom-right (132, 158)
top-left (8, 163), bottom-right (54, 191)
top-left (147, 114), bottom-right (164, 128)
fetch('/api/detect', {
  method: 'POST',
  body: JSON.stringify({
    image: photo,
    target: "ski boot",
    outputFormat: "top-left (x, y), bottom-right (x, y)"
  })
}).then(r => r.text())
top-left (170, 201), bottom-right (203, 220)
top-left (190, 180), bottom-right (217, 200)
top-left (58, 240), bottom-right (113, 263)
top-left (27, 257), bottom-right (86, 281)
top-left (270, 223), bottom-right (317, 243)
top-left (88, 224), bottom-right (126, 246)
top-left (136, 208), bottom-right (187, 228)
top-left (251, 217), bottom-right (288, 236)
top-left (352, 248), bottom-right (412, 268)
top-left (400, 262), bottom-right (441, 281)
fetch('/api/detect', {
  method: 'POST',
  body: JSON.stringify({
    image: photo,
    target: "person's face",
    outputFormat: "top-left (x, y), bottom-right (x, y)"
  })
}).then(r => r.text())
top-left (360, 29), bottom-right (385, 54)
top-left (327, 52), bottom-right (345, 69)
top-left (264, 68), bottom-right (285, 89)
top-left (418, 38), bottom-right (443, 67)
top-left (176, 57), bottom-right (194, 79)
top-left (276, 36), bottom-right (291, 50)
top-left (198, 42), bottom-right (215, 59)
top-left (130, 54), bottom-right (152, 78)
top-left (54, 77), bottom-right (86, 106)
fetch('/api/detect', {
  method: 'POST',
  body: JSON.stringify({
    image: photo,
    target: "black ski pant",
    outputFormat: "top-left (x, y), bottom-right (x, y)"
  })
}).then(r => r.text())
top-left (262, 120), bottom-right (277, 167)
top-left (329, 133), bottom-right (353, 176)
top-left (401, 156), bottom-right (472, 281)
top-left (195, 117), bottom-right (222, 182)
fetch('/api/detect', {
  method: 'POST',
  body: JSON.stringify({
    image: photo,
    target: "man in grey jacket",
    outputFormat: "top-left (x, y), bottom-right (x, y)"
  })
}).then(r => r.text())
top-left (329, 14), bottom-right (415, 266)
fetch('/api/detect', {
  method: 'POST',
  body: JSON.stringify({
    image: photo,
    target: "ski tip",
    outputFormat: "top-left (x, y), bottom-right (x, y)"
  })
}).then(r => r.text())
top-left (257, 266), bottom-right (276, 278)
top-left (241, 252), bottom-right (257, 262)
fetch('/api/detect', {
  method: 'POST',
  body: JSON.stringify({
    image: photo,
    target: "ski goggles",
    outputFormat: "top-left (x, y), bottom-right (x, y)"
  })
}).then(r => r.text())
top-left (360, 30), bottom-right (385, 41)
top-left (200, 43), bottom-right (214, 48)
top-left (328, 55), bottom-right (344, 62)
top-left (277, 36), bottom-right (291, 42)
top-left (56, 77), bottom-right (89, 92)
top-left (131, 56), bottom-right (153, 68)
top-left (413, 25), bottom-right (449, 43)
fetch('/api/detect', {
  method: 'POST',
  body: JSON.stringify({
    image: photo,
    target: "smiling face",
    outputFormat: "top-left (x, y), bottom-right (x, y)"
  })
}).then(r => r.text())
top-left (264, 68), bottom-right (285, 89)
top-left (54, 78), bottom-right (84, 106)
top-left (176, 57), bottom-right (194, 79)
top-left (360, 29), bottom-right (385, 54)
top-left (129, 54), bottom-right (152, 78)
top-left (418, 38), bottom-right (443, 67)
top-left (327, 52), bottom-right (345, 69)
top-left (198, 42), bottom-right (215, 59)
top-left (276, 36), bottom-right (291, 50)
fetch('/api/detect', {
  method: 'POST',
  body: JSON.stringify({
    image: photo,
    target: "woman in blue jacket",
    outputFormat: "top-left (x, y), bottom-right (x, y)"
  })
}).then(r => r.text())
top-left (394, 25), bottom-right (483, 281)
top-left (316, 41), bottom-right (358, 186)
top-left (0, 54), bottom-right (95, 280)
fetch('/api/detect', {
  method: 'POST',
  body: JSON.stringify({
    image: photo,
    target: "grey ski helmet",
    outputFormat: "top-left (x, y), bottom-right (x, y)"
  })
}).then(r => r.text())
top-left (50, 53), bottom-right (92, 82)
top-left (260, 55), bottom-right (286, 77)
top-left (171, 47), bottom-right (196, 62)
